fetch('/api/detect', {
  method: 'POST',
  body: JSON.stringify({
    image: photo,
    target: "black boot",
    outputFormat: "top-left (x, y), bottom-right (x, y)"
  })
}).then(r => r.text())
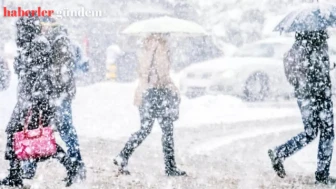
top-left (54, 145), bottom-right (80, 187)
top-left (316, 177), bottom-right (336, 186)
top-left (268, 149), bottom-right (286, 178)
top-left (77, 161), bottom-right (87, 181)
top-left (0, 160), bottom-right (24, 188)
top-left (161, 118), bottom-right (186, 177)
top-left (165, 167), bottom-right (187, 176)
top-left (164, 149), bottom-right (186, 177)
top-left (114, 155), bottom-right (130, 175)
top-left (316, 171), bottom-right (336, 186)
top-left (64, 161), bottom-right (81, 187)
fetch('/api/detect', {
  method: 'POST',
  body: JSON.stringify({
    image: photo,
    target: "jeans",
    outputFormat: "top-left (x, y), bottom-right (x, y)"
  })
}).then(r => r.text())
top-left (275, 97), bottom-right (334, 180)
top-left (22, 99), bottom-right (83, 177)
top-left (58, 99), bottom-right (82, 161)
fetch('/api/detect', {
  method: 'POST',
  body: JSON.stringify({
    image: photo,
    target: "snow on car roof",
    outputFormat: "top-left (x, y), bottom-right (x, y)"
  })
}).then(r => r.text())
top-left (253, 38), bottom-right (294, 45)
top-left (184, 57), bottom-right (282, 72)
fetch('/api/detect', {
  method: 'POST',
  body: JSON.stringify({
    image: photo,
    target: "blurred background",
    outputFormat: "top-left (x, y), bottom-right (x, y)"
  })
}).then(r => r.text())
top-left (0, 0), bottom-right (334, 89)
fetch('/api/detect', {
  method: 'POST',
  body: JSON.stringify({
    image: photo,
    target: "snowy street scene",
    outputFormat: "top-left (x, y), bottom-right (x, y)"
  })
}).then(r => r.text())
top-left (3, 0), bottom-right (336, 188)
top-left (0, 69), bottom-right (320, 188)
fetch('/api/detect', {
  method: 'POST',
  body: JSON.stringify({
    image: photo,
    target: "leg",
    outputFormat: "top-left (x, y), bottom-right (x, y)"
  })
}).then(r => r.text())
top-left (315, 98), bottom-right (334, 182)
top-left (158, 117), bottom-right (186, 176)
top-left (269, 98), bottom-right (319, 178)
top-left (119, 110), bottom-right (155, 160)
top-left (58, 100), bottom-right (82, 161)
top-left (275, 98), bottom-right (319, 159)
top-left (114, 108), bottom-right (155, 174)
top-left (57, 100), bottom-right (86, 180)
top-left (0, 134), bottom-right (23, 187)
top-left (52, 144), bottom-right (79, 187)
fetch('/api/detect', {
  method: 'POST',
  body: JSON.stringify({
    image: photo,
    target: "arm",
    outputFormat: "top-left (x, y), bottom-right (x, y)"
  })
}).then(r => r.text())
top-left (53, 37), bottom-right (76, 100)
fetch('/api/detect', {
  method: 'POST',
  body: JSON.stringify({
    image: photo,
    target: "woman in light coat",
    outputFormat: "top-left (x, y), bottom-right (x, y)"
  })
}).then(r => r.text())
top-left (114, 34), bottom-right (186, 176)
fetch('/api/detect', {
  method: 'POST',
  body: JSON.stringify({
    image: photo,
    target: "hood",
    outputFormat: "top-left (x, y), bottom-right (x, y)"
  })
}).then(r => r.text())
top-left (46, 25), bottom-right (68, 43)
top-left (16, 16), bottom-right (41, 48)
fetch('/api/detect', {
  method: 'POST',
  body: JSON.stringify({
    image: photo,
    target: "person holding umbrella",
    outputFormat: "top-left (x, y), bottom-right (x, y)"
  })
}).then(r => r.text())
top-left (269, 2), bottom-right (336, 185)
top-left (113, 16), bottom-right (206, 176)
top-left (114, 33), bottom-right (186, 176)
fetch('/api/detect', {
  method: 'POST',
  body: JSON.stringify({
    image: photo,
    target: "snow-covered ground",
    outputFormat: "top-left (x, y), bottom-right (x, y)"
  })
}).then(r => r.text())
top-left (2, 66), bottom-right (336, 188)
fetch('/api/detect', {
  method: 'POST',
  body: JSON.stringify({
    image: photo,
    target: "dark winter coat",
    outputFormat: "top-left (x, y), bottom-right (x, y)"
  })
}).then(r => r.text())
top-left (283, 31), bottom-right (332, 99)
top-left (47, 25), bottom-right (76, 101)
top-left (7, 16), bottom-right (54, 134)
top-left (14, 35), bottom-right (52, 104)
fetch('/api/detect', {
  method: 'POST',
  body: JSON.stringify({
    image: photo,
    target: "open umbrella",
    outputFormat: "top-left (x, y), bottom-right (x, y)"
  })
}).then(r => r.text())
top-left (122, 16), bottom-right (207, 36)
top-left (274, 2), bottom-right (336, 33)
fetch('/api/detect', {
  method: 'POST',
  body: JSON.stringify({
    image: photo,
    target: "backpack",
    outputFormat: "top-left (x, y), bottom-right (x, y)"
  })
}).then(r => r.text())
top-left (283, 44), bottom-right (306, 87)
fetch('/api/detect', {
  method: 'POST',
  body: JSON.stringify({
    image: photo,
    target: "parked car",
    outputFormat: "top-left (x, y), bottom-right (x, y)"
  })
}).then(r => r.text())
top-left (180, 37), bottom-right (336, 101)
top-left (0, 57), bottom-right (10, 91)
top-left (179, 38), bottom-right (295, 100)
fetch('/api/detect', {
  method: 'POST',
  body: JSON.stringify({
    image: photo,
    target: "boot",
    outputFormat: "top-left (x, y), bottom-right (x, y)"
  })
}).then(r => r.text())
top-left (164, 151), bottom-right (186, 177)
top-left (316, 171), bottom-right (336, 186)
top-left (64, 160), bottom-right (81, 187)
top-left (114, 155), bottom-right (130, 175)
top-left (78, 161), bottom-right (87, 181)
top-left (165, 167), bottom-right (187, 176)
top-left (0, 168), bottom-right (24, 188)
top-left (268, 149), bottom-right (286, 178)
top-left (316, 177), bottom-right (336, 186)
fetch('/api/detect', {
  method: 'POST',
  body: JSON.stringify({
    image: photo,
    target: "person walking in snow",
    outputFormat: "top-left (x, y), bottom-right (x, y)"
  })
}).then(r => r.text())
top-left (114, 34), bottom-right (186, 176)
top-left (43, 19), bottom-right (86, 180)
top-left (21, 17), bottom-right (87, 182)
top-left (0, 16), bottom-right (78, 188)
top-left (268, 30), bottom-right (335, 185)
top-left (72, 42), bottom-right (89, 74)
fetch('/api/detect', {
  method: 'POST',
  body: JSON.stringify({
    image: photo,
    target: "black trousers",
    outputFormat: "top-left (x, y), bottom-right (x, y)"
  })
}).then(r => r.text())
top-left (275, 97), bottom-right (334, 181)
top-left (120, 88), bottom-right (179, 169)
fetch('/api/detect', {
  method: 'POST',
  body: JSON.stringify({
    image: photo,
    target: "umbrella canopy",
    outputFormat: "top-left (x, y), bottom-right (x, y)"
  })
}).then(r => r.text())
top-left (274, 2), bottom-right (336, 33)
top-left (122, 16), bottom-right (207, 36)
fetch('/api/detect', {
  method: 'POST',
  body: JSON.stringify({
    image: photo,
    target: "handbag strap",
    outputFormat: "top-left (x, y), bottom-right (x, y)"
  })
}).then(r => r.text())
top-left (23, 109), bottom-right (43, 131)
top-left (148, 46), bottom-right (159, 83)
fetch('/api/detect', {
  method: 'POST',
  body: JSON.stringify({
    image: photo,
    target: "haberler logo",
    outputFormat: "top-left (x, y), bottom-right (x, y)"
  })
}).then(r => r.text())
top-left (3, 7), bottom-right (54, 17)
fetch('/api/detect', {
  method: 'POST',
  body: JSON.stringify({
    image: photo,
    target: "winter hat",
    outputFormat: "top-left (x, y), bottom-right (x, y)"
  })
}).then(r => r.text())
top-left (16, 15), bottom-right (41, 47)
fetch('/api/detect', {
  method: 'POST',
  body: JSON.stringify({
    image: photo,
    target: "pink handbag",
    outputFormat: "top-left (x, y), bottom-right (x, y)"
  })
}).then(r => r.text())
top-left (14, 110), bottom-right (57, 160)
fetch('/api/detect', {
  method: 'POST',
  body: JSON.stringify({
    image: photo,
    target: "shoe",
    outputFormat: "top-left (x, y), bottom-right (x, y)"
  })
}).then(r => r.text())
top-left (114, 155), bottom-right (130, 175)
top-left (316, 177), bottom-right (336, 186)
top-left (0, 168), bottom-right (24, 188)
top-left (78, 162), bottom-right (87, 181)
top-left (64, 161), bottom-right (81, 187)
top-left (268, 149), bottom-right (286, 178)
top-left (165, 167), bottom-right (187, 176)
top-left (62, 161), bottom-right (86, 182)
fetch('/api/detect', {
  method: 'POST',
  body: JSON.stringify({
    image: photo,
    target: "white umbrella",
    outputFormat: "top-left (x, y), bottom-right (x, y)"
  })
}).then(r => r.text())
top-left (122, 16), bottom-right (207, 36)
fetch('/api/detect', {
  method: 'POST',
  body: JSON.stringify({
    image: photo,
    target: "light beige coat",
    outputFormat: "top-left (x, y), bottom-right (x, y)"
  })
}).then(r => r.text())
top-left (133, 40), bottom-right (179, 106)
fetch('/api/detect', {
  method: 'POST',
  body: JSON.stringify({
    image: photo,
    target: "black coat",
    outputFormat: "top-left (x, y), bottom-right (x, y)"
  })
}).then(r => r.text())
top-left (7, 15), bottom-right (54, 134)
top-left (284, 31), bottom-right (332, 99)
top-left (47, 26), bottom-right (76, 101)
top-left (15, 35), bottom-right (53, 103)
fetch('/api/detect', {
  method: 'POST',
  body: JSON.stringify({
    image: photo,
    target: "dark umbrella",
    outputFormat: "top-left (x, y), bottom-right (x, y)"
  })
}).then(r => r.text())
top-left (274, 2), bottom-right (336, 33)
